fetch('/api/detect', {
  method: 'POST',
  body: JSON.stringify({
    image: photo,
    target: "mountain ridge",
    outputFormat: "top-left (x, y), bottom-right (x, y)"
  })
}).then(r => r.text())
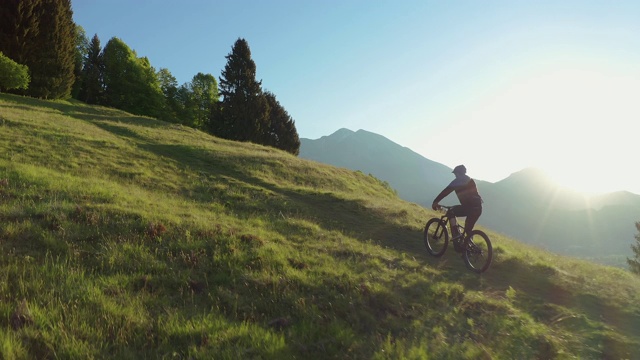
top-left (300, 128), bottom-right (453, 205)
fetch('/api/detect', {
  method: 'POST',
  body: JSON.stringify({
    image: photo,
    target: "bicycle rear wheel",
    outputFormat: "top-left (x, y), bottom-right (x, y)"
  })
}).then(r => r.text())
top-left (463, 230), bottom-right (492, 273)
top-left (424, 218), bottom-right (449, 257)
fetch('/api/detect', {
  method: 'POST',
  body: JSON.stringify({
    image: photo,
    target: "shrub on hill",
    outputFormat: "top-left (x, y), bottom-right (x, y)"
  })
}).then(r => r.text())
top-left (0, 52), bottom-right (29, 91)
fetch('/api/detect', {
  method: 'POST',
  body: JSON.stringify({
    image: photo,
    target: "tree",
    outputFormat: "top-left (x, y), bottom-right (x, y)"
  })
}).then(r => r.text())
top-left (70, 25), bottom-right (89, 99)
top-left (157, 68), bottom-right (181, 122)
top-left (102, 37), bottom-right (164, 118)
top-left (24, 0), bottom-right (76, 99)
top-left (78, 34), bottom-right (104, 104)
top-left (216, 38), bottom-right (269, 141)
top-left (0, 1), bottom-right (42, 66)
top-left (101, 37), bottom-right (129, 108)
top-left (176, 84), bottom-right (194, 125)
top-left (627, 222), bottom-right (640, 274)
top-left (187, 72), bottom-right (218, 129)
top-left (133, 56), bottom-right (165, 118)
top-left (264, 91), bottom-right (300, 155)
top-left (0, 52), bottom-right (30, 91)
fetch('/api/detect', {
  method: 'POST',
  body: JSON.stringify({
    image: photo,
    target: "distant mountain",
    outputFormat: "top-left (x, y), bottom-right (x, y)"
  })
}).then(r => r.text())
top-left (480, 168), bottom-right (640, 260)
top-left (301, 129), bottom-right (640, 265)
top-left (299, 128), bottom-right (458, 205)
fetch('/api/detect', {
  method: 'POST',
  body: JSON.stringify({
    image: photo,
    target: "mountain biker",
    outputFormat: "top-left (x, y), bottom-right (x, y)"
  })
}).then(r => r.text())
top-left (431, 165), bottom-right (483, 241)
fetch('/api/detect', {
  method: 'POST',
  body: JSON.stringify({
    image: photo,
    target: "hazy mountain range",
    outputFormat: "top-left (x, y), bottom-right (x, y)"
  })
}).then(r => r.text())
top-left (300, 128), bottom-right (640, 265)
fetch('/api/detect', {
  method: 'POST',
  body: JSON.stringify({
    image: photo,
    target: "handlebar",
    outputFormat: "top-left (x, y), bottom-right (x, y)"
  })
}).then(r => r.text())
top-left (435, 205), bottom-right (456, 214)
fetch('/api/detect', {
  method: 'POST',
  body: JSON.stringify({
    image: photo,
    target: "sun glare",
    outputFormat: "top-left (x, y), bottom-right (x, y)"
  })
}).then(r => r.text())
top-left (515, 69), bottom-right (638, 194)
top-left (435, 67), bottom-right (639, 195)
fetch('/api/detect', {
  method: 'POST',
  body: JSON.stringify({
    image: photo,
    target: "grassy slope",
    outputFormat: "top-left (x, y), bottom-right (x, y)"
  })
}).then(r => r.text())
top-left (1, 93), bottom-right (640, 359)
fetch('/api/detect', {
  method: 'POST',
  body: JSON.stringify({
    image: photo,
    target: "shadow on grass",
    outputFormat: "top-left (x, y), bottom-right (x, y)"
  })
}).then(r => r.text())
top-left (469, 256), bottom-right (640, 350)
top-left (91, 121), bottom-right (148, 141)
top-left (0, 93), bottom-right (170, 130)
top-left (71, 112), bottom-right (167, 129)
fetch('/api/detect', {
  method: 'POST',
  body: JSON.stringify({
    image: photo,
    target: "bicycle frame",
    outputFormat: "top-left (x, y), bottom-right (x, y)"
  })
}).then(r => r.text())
top-left (437, 205), bottom-right (464, 239)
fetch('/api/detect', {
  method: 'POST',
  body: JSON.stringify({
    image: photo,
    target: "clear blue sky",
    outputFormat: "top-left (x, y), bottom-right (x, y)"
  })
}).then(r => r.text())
top-left (72, 0), bottom-right (640, 195)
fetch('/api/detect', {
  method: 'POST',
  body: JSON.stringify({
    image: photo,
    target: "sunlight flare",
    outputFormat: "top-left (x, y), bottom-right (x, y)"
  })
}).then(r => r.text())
top-left (438, 67), bottom-right (639, 194)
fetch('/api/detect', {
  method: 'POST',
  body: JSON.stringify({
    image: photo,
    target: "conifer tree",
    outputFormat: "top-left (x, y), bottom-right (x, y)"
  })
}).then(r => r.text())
top-left (26, 0), bottom-right (76, 99)
top-left (0, 0), bottom-right (42, 65)
top-left (78, 34), bottom-right (104, 104)
top-left (216, 38), bottom-right (269, 142)
top-left (627, 222), bottom-right (640, 275)
top-left (264, 91), bottom-right (300, 155)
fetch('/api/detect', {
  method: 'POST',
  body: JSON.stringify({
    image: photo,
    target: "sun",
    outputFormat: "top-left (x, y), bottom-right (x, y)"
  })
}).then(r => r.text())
top-left (421, 62), bottom-right (640, 195)
top-left (462, 67), bottom-right (639, 194)
top-left (521, 69), bottom-right (638, 194)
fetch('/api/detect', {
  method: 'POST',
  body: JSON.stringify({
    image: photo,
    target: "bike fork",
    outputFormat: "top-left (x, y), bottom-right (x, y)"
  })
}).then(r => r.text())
top-left (435, 222), bottom-right (446, 238)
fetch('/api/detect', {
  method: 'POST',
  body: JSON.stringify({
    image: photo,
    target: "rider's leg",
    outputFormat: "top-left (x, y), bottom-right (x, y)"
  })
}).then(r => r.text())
top-left (450, 206), bottom-right (463, 238)
top-left (449, 216), bottom-right (458, 231)
top-left (463, 206), bottom-right (482, 236)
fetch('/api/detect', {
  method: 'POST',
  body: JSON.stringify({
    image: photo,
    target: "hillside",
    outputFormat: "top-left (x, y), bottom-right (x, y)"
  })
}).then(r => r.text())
top-left (300, 130), bottom-right (640, 266)
top-left (1, 93), bottom-right (640, 359)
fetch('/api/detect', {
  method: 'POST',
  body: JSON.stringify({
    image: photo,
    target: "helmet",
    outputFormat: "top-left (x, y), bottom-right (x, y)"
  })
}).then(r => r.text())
top-left (452, 165), bottom-right (466, 174)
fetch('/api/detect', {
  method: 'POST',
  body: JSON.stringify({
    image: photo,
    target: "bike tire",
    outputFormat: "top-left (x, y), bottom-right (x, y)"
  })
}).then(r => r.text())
top-left (463, 230), bottom-right (493, 273)
top-left (424, 218), bottom-right (449, 257)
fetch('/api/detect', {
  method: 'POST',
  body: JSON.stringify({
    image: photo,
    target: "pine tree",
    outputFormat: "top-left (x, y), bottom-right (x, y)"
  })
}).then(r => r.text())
top-left (264, 91), bottom-right (300, 155)
top-left (78, 34), bottom-right (104, 104)
top-left (0, 0), bottom-right (42, 65)
top-left (627, 222), bottom-right (640, 275)
top-left (26, 0), bottom-right (76, 99)
top-left (216, 38), bottom-right (269, 142)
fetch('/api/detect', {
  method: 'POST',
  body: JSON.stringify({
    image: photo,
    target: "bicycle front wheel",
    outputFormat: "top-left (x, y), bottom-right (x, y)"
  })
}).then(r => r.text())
top-left (424, 218), bottom-right (449, 257)
top-left (463, 230), bottom-right (493, 273)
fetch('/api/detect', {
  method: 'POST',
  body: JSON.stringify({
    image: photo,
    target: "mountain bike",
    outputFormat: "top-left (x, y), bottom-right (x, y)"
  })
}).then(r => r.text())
top-left (423, 205), bottom-right (493, 273)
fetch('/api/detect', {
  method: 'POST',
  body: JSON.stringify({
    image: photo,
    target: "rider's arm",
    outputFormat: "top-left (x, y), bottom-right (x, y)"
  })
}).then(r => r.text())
top-left (432, 186), bottom-right (454, 209)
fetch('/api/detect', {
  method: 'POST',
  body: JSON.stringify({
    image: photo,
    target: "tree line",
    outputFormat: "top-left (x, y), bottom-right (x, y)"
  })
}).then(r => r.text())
top-left (0, 0), bottom-right (300, 155)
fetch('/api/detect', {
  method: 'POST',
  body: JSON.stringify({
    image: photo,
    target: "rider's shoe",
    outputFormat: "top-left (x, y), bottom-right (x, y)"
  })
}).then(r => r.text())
top-left (452, 236), bottom-right (464, 253)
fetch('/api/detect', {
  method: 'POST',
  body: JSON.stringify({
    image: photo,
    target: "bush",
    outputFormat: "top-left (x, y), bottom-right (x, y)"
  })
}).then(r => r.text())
top-left (0, 52), bottom-right (30, 91)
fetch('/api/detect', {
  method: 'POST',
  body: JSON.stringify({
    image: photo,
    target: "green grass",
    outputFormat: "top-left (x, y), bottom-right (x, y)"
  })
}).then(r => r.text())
top-left (1, 92), bottom-right (640, 359)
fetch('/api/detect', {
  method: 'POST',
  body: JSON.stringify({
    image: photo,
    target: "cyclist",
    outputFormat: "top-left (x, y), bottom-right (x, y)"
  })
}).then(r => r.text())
top-left (431, 165), bottom-right (483, 241)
